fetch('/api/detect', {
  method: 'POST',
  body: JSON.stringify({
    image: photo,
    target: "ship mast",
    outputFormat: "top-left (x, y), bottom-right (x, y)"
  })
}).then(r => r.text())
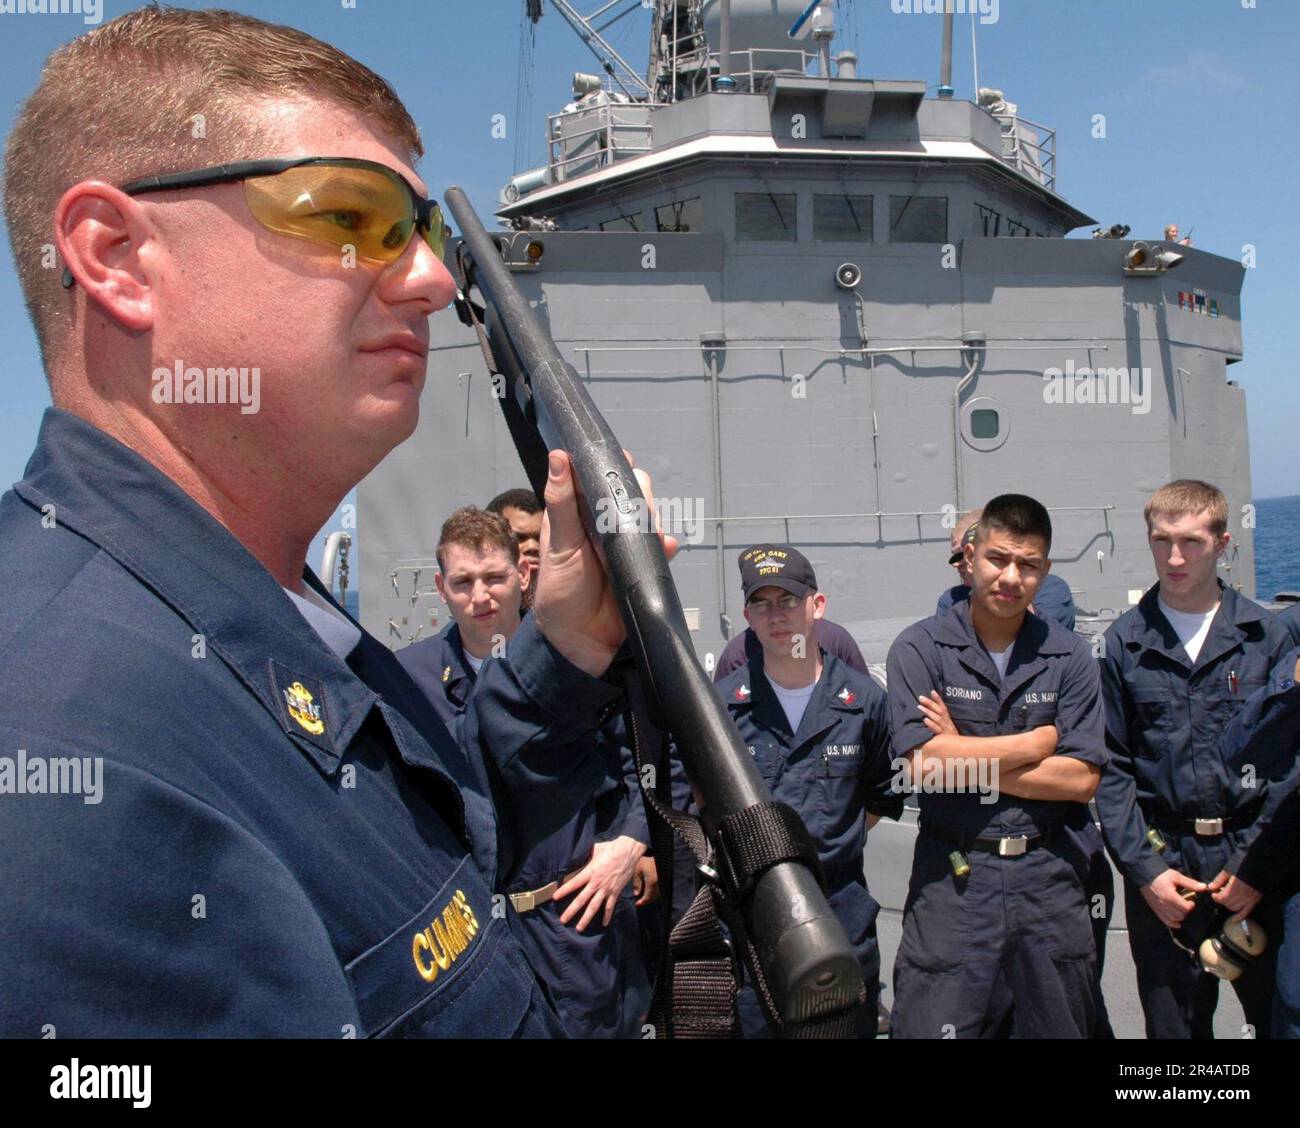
top-left (531, 0), bottom-right (653, 98)
top-left (534, 2), bottom-right (840, 106)
top-left (648, 2), bottom-right (709, 102)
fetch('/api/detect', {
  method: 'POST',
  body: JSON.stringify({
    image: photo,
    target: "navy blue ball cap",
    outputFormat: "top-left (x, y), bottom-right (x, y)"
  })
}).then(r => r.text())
top-left (740, 544), bottom-right (818, 603)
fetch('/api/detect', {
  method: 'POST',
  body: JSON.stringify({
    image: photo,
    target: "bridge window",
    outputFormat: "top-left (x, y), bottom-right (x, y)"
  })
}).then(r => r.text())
top-left (814, 194), bottom-right (873, 241)
top-left (600, 212), bottom-right (644, 232)
top-left (889, 195), bottom-right (947, 242)
top-left (975, 202), bottom-right (1001, 236)
top-left (656, 197), bottom-right (703, 232)
top-left (1005, 217), bottom-right (1029, 237)
top-left (736, 192), bottom-right (797, 242)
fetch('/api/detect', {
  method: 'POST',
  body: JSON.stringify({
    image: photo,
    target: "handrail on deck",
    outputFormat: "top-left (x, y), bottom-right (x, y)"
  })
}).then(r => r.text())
top-left (547, 100), bottom-right (657, 181)
top-left (989, 109), bottom-right (1057, 191)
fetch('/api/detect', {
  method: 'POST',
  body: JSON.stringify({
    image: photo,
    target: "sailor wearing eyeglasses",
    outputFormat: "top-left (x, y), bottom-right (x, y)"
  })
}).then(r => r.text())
top-left (710, 544), bottom-right (901, 1038)
top-left (0, 7), bottom-right (671, 1038)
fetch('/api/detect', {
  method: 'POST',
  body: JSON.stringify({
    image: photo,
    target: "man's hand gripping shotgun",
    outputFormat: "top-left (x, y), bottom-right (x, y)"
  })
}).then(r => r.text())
top-left (442, 187), bottom-right (866, 1038)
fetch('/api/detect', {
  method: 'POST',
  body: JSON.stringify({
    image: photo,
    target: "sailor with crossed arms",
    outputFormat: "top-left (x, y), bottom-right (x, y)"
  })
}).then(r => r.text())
top-left (887, 494), bottom-right (1106, 1037)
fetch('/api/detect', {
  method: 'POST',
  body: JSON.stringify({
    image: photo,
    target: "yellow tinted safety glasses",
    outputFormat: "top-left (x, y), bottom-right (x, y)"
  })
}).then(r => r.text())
top-left (121, 156), bottom-right (449, 264)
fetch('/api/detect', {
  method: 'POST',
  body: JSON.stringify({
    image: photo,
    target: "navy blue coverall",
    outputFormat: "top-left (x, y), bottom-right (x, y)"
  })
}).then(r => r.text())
top-left (712, 652), bottom-right (901, 1038)
top-left (0, 409), bottom-right (627, 1037)
top-left (398, 621), bottom-right (652, 1038)
top-left (1277, 603), bottom-right (1300, 649)
top-left (1095, 584), bottom-right (1295, 1038)
top-left (936, 575), bottom-right (1113, 1037)
top-left (1199, 643), bottom-right (1300, 1037)
top-left (398, 620), bottom-right (480, 734)
top-left (886, 600), bottom-right (1106, 1038)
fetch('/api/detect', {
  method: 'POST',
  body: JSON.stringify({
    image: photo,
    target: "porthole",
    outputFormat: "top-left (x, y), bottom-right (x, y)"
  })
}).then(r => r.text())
top-left (962, 396), bottom-right (1009, 452)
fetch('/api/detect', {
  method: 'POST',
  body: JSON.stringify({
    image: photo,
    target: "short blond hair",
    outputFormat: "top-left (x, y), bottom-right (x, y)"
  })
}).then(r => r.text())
top-left (3, 4), bottom-right (422, 370)
top-left (1144, 479), bottom-right (1228, 537)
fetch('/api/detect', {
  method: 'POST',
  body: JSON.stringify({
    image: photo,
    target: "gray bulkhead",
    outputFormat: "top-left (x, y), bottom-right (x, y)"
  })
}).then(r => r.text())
top-left (358, 88), bottom-right (1251, 665)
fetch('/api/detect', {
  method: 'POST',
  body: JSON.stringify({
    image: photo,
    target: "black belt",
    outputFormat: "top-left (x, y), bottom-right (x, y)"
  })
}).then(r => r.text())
top-left (920, 824), bottom-right (1055, 857)
top-left (1147, 802), bottom-right (1257, 837)
top-left (1152, 814), bottom-right (1239, 838)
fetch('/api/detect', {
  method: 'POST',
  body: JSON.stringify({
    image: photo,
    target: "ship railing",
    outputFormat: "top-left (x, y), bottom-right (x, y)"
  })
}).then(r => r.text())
top-left (705, 47), bottom-right (819, 93)
top-left (703, 505), bottom-right (1114, 545)
top-left (666, 28), bottom-right (709, 95)
top-left (547, 101), bottom-right (658, 182)
top-left (991, 109), bottom-right (1056, 192)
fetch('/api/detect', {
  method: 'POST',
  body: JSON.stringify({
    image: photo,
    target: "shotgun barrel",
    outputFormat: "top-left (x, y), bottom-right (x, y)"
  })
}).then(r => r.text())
top-left (443, 186), bottom-right (864, 1035)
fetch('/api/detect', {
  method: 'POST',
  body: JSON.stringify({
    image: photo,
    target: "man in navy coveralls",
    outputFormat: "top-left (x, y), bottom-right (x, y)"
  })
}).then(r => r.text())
top-left (1215, 648), bottom-right (1300, 1037)
top-left (887, 496), bottom-right (1105, 1038)
top-left (710, 544), bottom-right (900, 1037)
top-left (1095, 480), bottom-right (1294, 1038)
top-left (398, 507), bottom-right (652, 1037)
top-left (939, 509), bottom-right (1112, 1036)
top-left (0, 7), bottom-right (673, 1037)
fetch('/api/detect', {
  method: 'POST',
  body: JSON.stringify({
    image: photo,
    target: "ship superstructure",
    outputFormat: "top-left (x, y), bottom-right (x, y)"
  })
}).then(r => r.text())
top-left (358, 0), bottom-right (1252, 664)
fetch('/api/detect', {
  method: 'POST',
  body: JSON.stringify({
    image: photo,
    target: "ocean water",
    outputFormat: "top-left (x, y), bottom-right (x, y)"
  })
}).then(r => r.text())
top-left (337, 497), bottom-right (1300, 617)
top-left (1254, 495), bottom-right (1300, 601)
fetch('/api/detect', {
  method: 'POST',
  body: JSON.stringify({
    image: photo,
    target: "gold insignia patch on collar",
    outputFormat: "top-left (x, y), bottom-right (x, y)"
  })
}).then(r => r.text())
top-left (284, 680), bottom-right (325, 735)
top-left (442, 664), bottom-right (452, 683)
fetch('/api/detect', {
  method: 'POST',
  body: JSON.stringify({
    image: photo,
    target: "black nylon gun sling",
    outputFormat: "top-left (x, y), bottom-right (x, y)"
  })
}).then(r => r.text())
top-left (444, 191), bottom-right (865, 1038)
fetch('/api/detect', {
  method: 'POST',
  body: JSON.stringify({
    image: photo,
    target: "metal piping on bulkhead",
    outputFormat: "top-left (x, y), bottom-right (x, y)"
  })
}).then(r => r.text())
top-left (952, 348), bottom-right (979, 509)
top-left (703, 337), bottom-right (730, 639)
top-left (939, 8), bottom-right (955, 97)
top-left (718, 0), bottom-right (733, 89)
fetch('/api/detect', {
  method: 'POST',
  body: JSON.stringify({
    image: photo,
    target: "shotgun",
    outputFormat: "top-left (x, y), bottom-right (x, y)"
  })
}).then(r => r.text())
top-left (442, 186), bottom-right (864, 1037)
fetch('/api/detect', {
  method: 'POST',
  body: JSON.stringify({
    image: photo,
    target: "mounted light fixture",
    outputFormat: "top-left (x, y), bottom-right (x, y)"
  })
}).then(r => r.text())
top-left (1125, 241), bottom-right (1184, 276)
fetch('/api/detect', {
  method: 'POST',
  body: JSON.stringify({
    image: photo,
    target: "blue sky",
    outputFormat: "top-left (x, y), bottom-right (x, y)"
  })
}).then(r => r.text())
top-left (1, 0), bottom-right (1296, 577)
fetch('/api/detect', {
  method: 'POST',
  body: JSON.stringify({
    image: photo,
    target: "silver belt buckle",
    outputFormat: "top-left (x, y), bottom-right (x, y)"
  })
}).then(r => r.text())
top-left (998, 835), bottom-right (1029, 857)
top-left (1194, 817), bottom-right (1225, 836)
